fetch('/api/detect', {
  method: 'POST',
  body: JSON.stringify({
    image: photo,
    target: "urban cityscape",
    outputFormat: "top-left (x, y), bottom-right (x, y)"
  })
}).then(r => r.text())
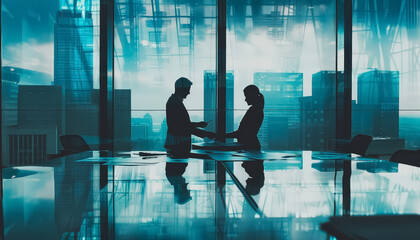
top-left (2, 1), bottom-right (420, 239)
top-left (2, 0), bottom-right (420, 166)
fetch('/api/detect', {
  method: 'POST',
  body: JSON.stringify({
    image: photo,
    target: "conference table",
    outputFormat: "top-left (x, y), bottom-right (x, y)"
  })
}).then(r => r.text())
top-left (3, 146), bottom-right (420, 239)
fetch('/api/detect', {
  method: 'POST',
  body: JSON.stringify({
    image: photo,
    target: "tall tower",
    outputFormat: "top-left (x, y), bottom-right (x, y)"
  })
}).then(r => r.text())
top-left (254, 72), bottom-right (303, 150)
top-left (54, 9), bottom-right (93, 104)
top-left (353, 70), bottom-right (399, 138)
top-left (1, 67), bottom-right (20, 126)
top-left (204, 71), bottom-right (234, 140)
top-left (300, 71), bottom-right (341, 150)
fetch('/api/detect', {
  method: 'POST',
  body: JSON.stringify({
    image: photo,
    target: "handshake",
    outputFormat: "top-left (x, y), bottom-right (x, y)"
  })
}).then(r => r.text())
top-left (195, 121), bottom-right (224, 140)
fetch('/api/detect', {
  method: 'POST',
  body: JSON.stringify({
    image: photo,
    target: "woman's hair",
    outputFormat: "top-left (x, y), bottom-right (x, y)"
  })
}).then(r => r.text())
top-left (244, 85), bottom-right (264, 107)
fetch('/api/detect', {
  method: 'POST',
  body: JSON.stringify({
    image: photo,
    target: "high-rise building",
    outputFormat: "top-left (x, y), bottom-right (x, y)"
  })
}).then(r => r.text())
top-left (54, 9), bottom-right (93, 105)
top-left (1, 85), bottom-right (64, 166)
top-left (300, 71), bottom-right (342, 150)
top-left (4, 127), bottom-right (57, 166)
top-left (353, 70), bottom-right (399, 138)
top-left (254, 72), bottom-right (303, 150)
top-left (65, 91), bottom-right (99, 146)
top-left (203, 71), bottom-right (234, 140)
top-left (2, 67), bottom-right (20, 126)
top-left (18, 85), bottom-right (64, 138)
top-left (1, 66), bottom-right (60, 166)
top-left (132, 114), bottom-right (153, 141)
top-left (54, 8), bottom-right (96, 147)
top-left (131, 114), bottom-right (155, 150)
top-left (160, 118), bottom-right (168, 143)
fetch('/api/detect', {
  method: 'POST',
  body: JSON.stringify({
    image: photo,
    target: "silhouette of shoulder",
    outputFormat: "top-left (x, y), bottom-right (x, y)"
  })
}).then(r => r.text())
top-left (167, 94), bottom-right (183, 107)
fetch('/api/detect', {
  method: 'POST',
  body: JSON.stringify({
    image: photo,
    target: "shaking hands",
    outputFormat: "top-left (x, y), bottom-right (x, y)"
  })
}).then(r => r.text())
top-left (196, 121), bottom-right (208, 128)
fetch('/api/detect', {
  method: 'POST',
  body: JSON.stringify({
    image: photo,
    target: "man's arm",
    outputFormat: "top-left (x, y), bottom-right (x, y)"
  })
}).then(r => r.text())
top-left (191, 128), bottom-right (216, 139)
top-left (190, 121), bottom-right (207, 128)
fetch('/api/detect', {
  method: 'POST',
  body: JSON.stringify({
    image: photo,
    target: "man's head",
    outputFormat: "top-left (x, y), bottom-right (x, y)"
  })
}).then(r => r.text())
top-left (174, 77), bottom-right (193, 99)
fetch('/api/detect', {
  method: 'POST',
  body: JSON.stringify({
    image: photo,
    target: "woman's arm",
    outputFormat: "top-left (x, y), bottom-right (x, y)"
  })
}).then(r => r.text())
top-left (225, 131), bottom-right (238, 138)
top-left (191, 128), bottom-right (216, 139)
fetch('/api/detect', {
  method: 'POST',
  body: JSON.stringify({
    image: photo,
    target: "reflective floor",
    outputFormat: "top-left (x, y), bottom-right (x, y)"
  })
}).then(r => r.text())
top-left (3, 151), bottom-right (420, 239)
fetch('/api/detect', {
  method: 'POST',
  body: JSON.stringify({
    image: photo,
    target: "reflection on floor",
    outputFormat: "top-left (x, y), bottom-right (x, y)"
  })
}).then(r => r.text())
top-left (3, 151), bottom-right (420, 239)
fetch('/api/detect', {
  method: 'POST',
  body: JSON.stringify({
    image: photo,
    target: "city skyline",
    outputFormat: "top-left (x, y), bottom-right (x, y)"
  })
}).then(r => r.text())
top-left (2, 1), bottom-right (420, 111)
top-left (1, 0), bottom-right (420, 163)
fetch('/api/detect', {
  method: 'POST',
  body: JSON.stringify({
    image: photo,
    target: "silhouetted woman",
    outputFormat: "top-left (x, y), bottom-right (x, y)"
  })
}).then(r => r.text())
top-left (242, 160), bottom-right (265, 195)
top-left (225, 85), bottom-right (264, 150)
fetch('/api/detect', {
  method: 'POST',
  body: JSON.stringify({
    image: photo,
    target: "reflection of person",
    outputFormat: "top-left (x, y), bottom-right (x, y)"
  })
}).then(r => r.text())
top-left (242, 160), bottom-right (265, 195)
top-left (225, 85), bottom-right (264, 150)
top-left (165, 162), bottom-right (192, 205)
top-left (165, 77), bottom-right (216, 157)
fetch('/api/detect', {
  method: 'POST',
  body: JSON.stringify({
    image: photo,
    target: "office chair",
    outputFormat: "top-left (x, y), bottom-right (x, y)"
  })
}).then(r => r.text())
top-left (389, 149), bottom-right (420, 167)
top-left (348, 134), bottom-right (373, 156)
top-left (60, 135), bottom-right (90, 154)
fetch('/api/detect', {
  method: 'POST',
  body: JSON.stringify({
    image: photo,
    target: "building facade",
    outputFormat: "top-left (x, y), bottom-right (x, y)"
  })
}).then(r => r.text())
top-left (255, 72), bottom-right (303, 150)
top-left (204, 71), bottom-right (234, 140)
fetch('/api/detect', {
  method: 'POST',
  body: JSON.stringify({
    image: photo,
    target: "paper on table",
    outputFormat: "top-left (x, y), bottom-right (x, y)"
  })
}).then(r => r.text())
top-left (77, 157), bottom-right (125, 163)
top-left (311, 155), bottom-right (352, 161)
top-left (103, 155), bottom-right (191, 165)
top-left (311, 152), bottom-right (378, 161)
top-left (104, 157), bottom-right (166, 165)
top-left (104, 161), bottom-right (162, 166)
top-left (192, 141), bottom-right (244, 151)
top-left (232, 152), bottom-right (302, 160)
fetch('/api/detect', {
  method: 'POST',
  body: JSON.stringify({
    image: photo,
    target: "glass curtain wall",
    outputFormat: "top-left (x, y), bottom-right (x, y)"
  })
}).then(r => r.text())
top-left (226, 0), bottom-right (337, 150)
top-left (352, 0), bottom-right (420, 153)
top-left (112, 2), bottom-right (217, 238)
top-left (114, 0), bottom-right (217, 151)
top-left (1, 0), bottom-right (100, 166)
top-left (1, 0), bottom-right (342, 159)
top-left (2, 1), bottom-right (393, 156)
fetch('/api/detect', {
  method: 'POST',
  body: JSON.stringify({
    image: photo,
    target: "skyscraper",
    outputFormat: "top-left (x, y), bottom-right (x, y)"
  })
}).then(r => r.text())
top-left (300, 71), bottom-right (342, 150)
top-left (18, 85), bottom-right (64, 138)
top-left (1, 67), bottom-right (61, 167)
top-left (131, 114), bottom-right (155, 150)
top-left (254, 72), bottom-right (303, 150)
top-left (203, 71), bottom-right (234, 140)
top-left (2, 67), bottom-right (20, 126)
top-left (54, 8), bottom-right (97, 143)
top-left (353, 70), bottom-right (399, 138)
top-left (54, 9), bottom-right (93, 105)
top-left (2, 85), bottom-right (64, 166)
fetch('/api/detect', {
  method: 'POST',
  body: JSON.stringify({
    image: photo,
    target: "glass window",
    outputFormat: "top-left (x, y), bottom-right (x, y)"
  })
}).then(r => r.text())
top-left (5, 1), bottom-right (416, 156)
top-left (352, 1), bottom-right (419, 152)
top-left (1, 0), bottom-right (100, 166)
top-left (114, 0), bottom-right (217, 151)
top-left (227, 1), bottom-right (337, 150)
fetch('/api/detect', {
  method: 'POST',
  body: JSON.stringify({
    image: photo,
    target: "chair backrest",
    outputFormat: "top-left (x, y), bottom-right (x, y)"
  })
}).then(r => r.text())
top-left (390, 149), bottom-right (420, 167)
top-left (349, 134), bottom-right (373, 156)
top-left (60, 135), bottom-right (90, 153)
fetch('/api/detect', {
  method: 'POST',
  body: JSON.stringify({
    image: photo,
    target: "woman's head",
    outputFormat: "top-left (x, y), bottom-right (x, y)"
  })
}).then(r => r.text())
top-left (244, 85), bottom-right (264, 106)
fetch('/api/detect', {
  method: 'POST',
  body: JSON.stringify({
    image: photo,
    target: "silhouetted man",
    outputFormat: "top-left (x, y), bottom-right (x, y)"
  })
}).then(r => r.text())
top-left (164, 77), bottom-right (216, 157)
top-left (165, 162), bottom-right (191, 204)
